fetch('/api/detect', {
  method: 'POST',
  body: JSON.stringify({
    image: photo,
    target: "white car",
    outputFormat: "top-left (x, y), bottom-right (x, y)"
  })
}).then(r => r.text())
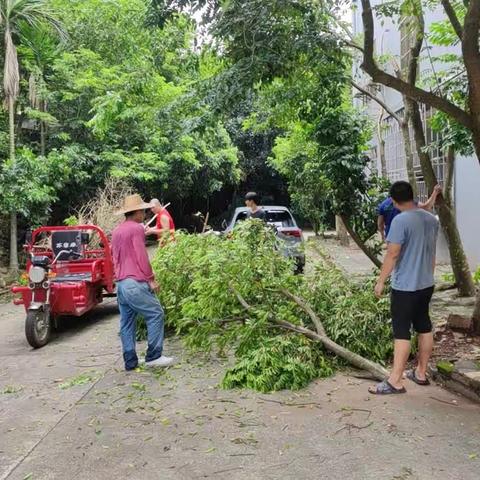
top-left (223, 206), bottom-right (305, 272)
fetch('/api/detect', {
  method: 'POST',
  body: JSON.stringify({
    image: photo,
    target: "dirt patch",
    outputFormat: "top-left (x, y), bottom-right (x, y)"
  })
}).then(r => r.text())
top-left (433, 325), bottom-right (480, 363)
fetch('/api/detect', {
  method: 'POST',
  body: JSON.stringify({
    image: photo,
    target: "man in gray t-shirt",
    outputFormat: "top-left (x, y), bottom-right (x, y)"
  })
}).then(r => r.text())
top-left (370, 181), bottom-right (439, 396)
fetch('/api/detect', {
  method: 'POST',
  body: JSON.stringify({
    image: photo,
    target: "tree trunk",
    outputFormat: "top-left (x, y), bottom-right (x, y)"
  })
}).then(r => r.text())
top-left (8, 96), bottom-right (19, 273)
top-left (401, 120), bottom-right (417, 196)
top-left (444, 147), bottom-right (455, 207)
top-left (340, 215), bottom-right (382, 269)
top-left (40, 120), bottom-right (46, 157)
top-left (409, 100), bottom-right (475, 297)
top-left (335, 215), bottom-right (349, 247)
top-left (473, 289), bottom-right (480, 335)
top-left (9, 213), bottom-right (18, 273)
top-left (399, 100), bottom-right (417, 197)
top-left (379, 135), bottom-right (387, 177)
top-left (377, 110), bottom-right (387, 177)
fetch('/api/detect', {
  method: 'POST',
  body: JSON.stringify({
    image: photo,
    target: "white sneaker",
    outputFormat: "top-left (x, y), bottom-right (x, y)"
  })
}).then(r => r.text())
top-left (144, 355), bottom-right (175, 368)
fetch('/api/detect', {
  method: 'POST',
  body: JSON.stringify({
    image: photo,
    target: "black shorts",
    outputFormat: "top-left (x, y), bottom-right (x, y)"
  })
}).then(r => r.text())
top-left (391, 286), bottom-right (434, 340)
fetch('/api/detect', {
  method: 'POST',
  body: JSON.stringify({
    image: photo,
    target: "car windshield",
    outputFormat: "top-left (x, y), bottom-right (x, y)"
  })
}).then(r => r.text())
top-left (235, 209), bottom-right (295, 227)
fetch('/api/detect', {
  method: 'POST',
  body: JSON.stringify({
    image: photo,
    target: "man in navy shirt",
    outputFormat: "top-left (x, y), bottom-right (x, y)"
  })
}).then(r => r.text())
top-left (377, 184), bottom-right (441, 241)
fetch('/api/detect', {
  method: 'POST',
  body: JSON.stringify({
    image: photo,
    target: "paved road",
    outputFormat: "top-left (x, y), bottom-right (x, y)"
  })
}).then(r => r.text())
top-left (1, 300), bottom-right (480, 480)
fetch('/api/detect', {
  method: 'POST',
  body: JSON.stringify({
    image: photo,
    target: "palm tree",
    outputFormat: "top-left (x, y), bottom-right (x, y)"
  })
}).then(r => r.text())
top-left (21, 21), bottom-right (62, 156)
top-left (0, 0), bottom-right (65, 272)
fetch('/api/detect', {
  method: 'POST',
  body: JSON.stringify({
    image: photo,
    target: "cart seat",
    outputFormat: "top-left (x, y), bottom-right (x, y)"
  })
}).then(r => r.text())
top-left (51, 272), bottom-right (92, 283)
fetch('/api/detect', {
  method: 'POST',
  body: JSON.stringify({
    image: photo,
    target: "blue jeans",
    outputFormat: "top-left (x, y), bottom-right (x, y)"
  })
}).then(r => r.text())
top-left (117, 278), bottom-right (165, 370)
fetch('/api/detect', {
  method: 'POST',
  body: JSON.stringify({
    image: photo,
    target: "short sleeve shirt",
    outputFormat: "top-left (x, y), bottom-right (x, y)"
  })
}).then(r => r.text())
top-left (377, 197), bottom-right (400, 236)
top-left (247, 208), bottom-right (266, 221)
top-left (387, 209), bottom-right (439, 291)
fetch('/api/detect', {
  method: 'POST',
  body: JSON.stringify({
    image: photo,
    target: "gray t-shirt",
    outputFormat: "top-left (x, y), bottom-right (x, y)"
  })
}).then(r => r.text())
top-left (387, 208), bottom-right (439, 292)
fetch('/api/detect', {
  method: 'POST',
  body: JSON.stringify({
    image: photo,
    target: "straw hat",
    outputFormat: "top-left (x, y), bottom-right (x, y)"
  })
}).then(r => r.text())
top-left (115, 194), bottom-right (154, 215)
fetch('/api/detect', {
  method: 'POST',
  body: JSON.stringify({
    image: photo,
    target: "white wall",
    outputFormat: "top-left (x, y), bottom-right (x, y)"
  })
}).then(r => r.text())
top-left (455, 155), bottom-right (480, 270)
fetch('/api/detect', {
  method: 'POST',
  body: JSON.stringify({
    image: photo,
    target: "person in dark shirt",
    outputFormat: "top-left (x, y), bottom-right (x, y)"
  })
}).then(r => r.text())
top-left (245, 192), bottom-right (266, 220)
top-left (377, 185), bottom-right (442, 242)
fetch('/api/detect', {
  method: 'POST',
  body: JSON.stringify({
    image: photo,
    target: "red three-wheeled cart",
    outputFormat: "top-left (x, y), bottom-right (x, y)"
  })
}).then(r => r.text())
top-left (11, 225), bottom-right (116, 348)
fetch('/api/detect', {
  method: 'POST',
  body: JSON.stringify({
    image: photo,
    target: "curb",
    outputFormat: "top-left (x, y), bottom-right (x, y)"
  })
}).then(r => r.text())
top-left (430, 360), bottom-right (480, 404)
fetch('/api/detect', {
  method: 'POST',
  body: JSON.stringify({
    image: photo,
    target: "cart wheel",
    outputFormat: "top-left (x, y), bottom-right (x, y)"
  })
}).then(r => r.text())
top-left (25, 308), bottom-right (51, 348)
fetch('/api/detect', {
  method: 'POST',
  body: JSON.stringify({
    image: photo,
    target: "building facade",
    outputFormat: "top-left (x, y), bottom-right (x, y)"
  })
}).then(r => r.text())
top-left (352, 0), bottom-right (480, 269)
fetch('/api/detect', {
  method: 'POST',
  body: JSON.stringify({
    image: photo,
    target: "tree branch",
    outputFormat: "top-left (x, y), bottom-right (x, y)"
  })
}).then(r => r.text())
top-left (440, 0), bottom-right (463, 40)
top-left (344, 40), bottom-right (365, 54)
top-left (340, 215), bottom-right (382, 269)
top-left (217, 316), bottom-right (246, 325)
top-left (230, 286), bottom-right (389, 381)
top-left (351, 80), bottom-right (403, 124)
top-left (230, 284), bottom-right (253, 311)
top-left (360, 0), bottom-right (473, 130)
top-left (325, 28), bottom-right (364, 53)
top-left (280, 288), bottom-right (326, 336)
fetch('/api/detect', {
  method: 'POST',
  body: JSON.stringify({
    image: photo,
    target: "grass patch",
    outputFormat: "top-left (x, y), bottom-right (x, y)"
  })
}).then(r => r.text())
top-left (59, 372), bottom-right (98, 390)
top-left (436, 360), bottom-right (455, 376)
top-left (2, 385), bottom-right (23, 394)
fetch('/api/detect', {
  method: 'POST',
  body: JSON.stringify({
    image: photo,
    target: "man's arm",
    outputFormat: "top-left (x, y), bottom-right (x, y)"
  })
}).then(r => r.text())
top-left (419, 185), bottom-right (442, 211)
top-left (146, 215), bottom-right (170, 237)
top-left (157, 214), bottom-right (171, 244)
top-left (377, 215), bottom-right (386, 242)
top-left (375, 243), bottom-right (402, 297)
top-left (160, 214), bottom-right (170, 230)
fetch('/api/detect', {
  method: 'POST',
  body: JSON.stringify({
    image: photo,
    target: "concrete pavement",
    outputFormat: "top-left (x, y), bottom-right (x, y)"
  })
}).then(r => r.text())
top-left (1, 300), bottom-right (480, 480)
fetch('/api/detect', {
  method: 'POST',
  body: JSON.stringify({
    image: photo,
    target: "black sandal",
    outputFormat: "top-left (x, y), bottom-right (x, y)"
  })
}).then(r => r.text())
top-left (407, 369), bottom-right (430, 386)
top-left (368, 380), bottom-right (406, 395)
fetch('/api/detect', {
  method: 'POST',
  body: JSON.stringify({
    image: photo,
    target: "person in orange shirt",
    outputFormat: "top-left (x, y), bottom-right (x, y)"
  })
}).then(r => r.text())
top-left (145, 199), bottom-right (175, 246)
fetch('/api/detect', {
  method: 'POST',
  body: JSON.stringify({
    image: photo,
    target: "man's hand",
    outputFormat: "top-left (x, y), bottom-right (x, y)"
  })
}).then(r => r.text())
top-left (433, 184), bottom-right (442, 195)
top-left (145, 227), bottom-right (154, 235)
top-left (148, 280), bottom-right (160, 293)
top-left (374, 280), bottom-right (385, 298)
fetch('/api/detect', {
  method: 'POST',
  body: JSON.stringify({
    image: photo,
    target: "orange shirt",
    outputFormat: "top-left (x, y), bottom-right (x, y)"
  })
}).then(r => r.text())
top-left (156, 209), bottom-right (175, 243)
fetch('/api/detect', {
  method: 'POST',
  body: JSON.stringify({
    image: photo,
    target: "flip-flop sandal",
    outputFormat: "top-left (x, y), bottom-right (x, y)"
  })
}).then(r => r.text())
top-left (407, 369), bottom-right (430, 386)
top-left (368, 380), bottom-right (406, 395)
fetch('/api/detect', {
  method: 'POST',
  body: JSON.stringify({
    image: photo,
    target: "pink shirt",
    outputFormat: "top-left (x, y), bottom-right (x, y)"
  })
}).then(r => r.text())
top-left (111, 220), bottom-right (154, 282)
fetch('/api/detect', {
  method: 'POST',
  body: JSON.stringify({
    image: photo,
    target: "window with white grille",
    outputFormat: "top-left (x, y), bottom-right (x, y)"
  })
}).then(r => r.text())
top-left (380, 106), bottom-right (447, 202)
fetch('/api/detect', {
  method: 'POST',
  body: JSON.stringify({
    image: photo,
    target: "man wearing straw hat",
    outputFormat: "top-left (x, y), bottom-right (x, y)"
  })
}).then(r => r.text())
top-left (112, 194), bottom-right (174, 370)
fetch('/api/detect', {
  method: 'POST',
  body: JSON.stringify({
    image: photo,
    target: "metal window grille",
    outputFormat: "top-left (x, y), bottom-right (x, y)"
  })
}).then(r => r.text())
top-left (380, 105), bottom-right (447, 202)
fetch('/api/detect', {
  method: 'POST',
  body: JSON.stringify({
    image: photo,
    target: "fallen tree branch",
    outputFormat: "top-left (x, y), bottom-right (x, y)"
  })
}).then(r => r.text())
top-left (429, 396), bottom-right (458, 406)
top-left (216, 316), bottom-right (246, 325)
top-left (230, 287), bottom-right (389, 381)
top-left (335, 421), bottom-right (373, 435)
top-left (280, 288), bottom-right (326, 336)
top-left (259, 397), bottom-right (322, 408)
